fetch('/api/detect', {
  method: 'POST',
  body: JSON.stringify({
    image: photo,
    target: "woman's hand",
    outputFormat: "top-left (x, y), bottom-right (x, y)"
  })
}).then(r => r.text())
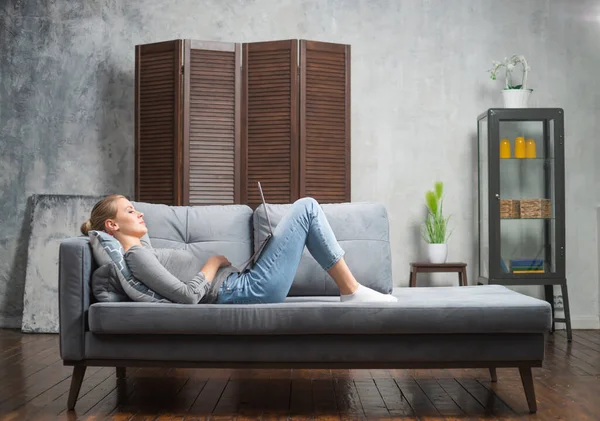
top-left (208, 255), bottom-right (231, 268)
top-left (200, 255), bottom-right (231, 282)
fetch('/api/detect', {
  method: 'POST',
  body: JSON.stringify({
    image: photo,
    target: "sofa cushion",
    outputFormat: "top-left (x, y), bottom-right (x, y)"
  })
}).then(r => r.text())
top-left (88, 285), bottom-right (552, 335)
top-left (253, 202), bottom-right (393, 296)
top-left (131, 201), bottom-right (253, 269)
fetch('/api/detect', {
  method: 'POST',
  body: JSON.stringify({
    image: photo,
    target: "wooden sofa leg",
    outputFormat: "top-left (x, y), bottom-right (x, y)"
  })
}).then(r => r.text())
top-left (489, 367), bottom-right (497, 382)
top-left (519, 366), bottom-right (537, 413)
top-left (116, 367), bottom-right (126, 379)
top-left (67, 365), bottom-right (86, 410)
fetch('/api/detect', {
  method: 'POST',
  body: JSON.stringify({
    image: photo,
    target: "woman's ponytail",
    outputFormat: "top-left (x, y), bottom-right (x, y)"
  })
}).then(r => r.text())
top-left (80, 219), bottom-right (93, 235)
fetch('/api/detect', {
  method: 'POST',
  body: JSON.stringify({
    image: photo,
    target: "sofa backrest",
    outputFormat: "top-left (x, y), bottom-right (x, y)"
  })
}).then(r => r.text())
top-left (131, 201), bottom-right (254, 269)
top-left (253, 202), bottom-right (393, 296)
top-left (131, 200), bottom-right (393, 297)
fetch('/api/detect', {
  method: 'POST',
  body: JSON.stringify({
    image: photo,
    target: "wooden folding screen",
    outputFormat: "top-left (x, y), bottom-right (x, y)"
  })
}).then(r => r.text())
top-left (135, 39), bottom-right (350, 207)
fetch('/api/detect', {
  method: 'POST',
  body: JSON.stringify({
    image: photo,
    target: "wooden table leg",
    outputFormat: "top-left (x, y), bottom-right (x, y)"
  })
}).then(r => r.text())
top-left (409, 268), bottom-right (416, 287)
top-left (462, 267), bottom-right (468, 286)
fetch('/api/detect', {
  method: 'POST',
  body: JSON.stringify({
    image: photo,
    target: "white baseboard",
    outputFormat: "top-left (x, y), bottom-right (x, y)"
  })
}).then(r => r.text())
top-left (0, 315), bottom-right (23, 329)
top-left (553, 313), bottom-right (600, 329)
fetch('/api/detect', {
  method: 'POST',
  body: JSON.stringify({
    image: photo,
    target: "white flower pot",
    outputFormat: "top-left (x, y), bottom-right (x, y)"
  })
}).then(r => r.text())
top-left (502, 89), bottom-right (532, 108)
top-left (427, 243), bottom-right (448, 264)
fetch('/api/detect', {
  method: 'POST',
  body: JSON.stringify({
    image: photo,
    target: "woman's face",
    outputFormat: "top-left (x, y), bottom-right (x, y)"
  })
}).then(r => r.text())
top-left (105, 198), bottom-right (147, 238)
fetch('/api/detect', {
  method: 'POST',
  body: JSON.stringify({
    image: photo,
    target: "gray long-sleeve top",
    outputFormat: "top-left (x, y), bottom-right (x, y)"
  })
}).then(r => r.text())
top-left (124, 245), bottom-right (238, 304)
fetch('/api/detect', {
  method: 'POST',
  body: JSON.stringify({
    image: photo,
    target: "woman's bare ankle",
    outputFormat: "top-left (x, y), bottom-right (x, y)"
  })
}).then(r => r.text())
top-left (327, 258), bottom-right (359, 295)
top-left (338, 281), bottom-right (359, 295)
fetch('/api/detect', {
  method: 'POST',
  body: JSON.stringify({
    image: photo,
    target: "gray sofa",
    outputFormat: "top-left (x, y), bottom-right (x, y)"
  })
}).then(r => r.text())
top-left (59, 200), bottom-right (552, 413)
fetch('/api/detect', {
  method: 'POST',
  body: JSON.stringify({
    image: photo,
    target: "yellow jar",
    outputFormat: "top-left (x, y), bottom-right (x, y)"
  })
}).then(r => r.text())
top-left (500, 138), bottom-right (511, 158)
top-left (526, 138), bottom-right (536, 158)
top-left (514, 136), bottom-right (526, 158)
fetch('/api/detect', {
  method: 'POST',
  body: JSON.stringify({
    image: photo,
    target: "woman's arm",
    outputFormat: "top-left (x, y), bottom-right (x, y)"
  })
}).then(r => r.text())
top-left (124, 246), bottom-right (210, 304)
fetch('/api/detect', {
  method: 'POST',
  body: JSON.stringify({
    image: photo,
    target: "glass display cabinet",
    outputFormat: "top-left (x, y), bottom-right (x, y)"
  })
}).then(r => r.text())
top-left (477, 108), bottom-right (572, 341)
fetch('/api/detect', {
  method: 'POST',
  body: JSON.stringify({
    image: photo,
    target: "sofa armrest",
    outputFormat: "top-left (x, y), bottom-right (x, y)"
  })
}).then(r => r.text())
top-left (59, 237), bottom-right (94, 361)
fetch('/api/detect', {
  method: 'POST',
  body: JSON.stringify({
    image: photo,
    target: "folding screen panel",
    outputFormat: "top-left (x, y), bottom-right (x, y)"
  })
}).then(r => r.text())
top-left (242, 40), bottom-right (298, 209)
top-left (300, 40), bottom-right (351, 203)
top-left (135, 40), bottom-right (182, 205)
top-left (183, 40), bottom-right (241, 205)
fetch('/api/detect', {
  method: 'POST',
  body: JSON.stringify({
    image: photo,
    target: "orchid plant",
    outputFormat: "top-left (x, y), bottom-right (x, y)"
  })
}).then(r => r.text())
top-left (487, 55), bottom-right (531, 90)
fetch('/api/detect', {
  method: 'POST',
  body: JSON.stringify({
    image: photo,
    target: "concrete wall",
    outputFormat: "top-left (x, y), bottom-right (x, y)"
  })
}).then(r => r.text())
top-left (1, 0), bottom-right (599, 328)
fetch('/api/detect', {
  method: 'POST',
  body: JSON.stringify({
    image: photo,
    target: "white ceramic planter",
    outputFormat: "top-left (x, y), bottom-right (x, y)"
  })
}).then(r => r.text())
top-left (427, 243), bottom-right (448, 264)
top-left (502, 89), bottom-right (532, 108)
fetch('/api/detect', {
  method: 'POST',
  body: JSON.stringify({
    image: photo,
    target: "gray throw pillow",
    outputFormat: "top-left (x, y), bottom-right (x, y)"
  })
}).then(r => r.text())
top-left (91, 263), bottom-right (130, 302)
top-left (87, 230), bottom-right (171, 303)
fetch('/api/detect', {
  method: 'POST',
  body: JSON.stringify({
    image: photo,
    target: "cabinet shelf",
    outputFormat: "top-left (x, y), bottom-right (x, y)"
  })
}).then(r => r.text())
top-left (500, 158), bottom-right (554, 161)
top-left (500, 217), bottom-right (555, 220)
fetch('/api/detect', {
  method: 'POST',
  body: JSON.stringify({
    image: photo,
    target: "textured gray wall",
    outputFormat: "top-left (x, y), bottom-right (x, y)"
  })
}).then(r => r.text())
top-left (1, 0), bottom-right (599, 328)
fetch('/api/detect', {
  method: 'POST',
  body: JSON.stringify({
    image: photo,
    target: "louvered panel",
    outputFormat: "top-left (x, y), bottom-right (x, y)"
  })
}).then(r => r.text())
top-left (242, 40), bottom-right (298, 209)
top-left (135, 41), bottom-right (181, 205)
top-left (300, 40), bottom-right (350, 204)
top-left (183, 41), bottom-right (241, 206)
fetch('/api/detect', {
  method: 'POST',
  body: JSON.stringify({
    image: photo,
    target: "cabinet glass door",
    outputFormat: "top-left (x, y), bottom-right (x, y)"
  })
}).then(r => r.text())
top-left (497, 120), bottom-right (556, 276)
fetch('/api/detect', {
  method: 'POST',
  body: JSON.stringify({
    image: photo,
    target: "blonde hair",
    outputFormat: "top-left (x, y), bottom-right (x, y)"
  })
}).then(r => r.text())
top-left (80, 194), bottom-right (127, 235)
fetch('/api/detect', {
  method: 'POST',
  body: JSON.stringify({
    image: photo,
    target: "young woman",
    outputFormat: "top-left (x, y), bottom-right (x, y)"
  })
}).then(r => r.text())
top-left (81, 194), bottom-right (398, 305)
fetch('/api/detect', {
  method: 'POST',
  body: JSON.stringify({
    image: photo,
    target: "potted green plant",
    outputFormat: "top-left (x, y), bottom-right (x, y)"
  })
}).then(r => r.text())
top-left (422, 181), bottom-right (452, 263)
top-left (487, 55), bottom-right (532, 108)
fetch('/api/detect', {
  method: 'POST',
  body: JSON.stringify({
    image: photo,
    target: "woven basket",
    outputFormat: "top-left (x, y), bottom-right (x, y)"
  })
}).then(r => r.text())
top-left (520, 199), bottom-right (552, 218)
top-left (500, 199), bottom-right (520, 219)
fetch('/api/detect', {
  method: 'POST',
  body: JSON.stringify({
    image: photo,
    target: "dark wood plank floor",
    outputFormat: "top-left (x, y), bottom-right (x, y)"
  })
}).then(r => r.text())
top-left (0, 329), bottom-right (598, 420)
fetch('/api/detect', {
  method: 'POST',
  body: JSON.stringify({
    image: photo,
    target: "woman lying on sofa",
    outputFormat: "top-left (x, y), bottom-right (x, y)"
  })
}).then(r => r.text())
top-left (80, 194), bottom-right (397, 305)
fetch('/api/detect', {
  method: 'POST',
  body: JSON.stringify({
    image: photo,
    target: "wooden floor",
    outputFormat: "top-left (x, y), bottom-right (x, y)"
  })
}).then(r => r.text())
top-left (0, 329), bottom-right (598, 420)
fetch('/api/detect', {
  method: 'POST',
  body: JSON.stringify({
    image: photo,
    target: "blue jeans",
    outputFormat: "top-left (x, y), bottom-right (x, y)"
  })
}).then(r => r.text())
top-left (216, 197), bottom-right (345, 304)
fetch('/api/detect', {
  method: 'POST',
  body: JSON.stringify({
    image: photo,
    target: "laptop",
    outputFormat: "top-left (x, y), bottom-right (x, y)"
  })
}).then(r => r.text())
top-left (238, 182), bottom-right (274, 274)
